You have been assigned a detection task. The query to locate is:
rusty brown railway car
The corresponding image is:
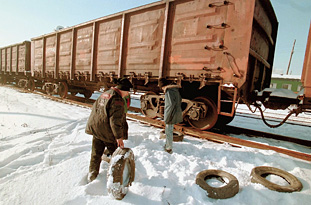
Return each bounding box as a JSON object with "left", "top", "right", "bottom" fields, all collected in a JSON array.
[
  {"left": 28, "top": 0, "right": 278, "bottom": 130},
  {"left": 1, "top": 0, "right": 310, "bottom": 130},
  {"left": 0, "top": 41, "right": 33, "bottom": 89},
  {"left": 301, "top": 22, "right": 311, "bottom": 111}
]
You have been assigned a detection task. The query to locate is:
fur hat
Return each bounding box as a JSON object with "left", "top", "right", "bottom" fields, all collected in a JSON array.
[
  {"left": 158, "top": 77, "right": 169, "bottom": 88},
  {"left": 115, "top": 77, "right": 133, "bottom": 91}
]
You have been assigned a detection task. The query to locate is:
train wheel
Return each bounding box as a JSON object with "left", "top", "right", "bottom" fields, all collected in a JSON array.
[
  {"left": 84, "top": 90, "right": 93, "bottom": 99},
  {"left": 140, "top": 91, "right": 159, "bottom": 119},
  {"left": 27, "top": 78, "right": 35, "bottom": 91},
  {"left": 58, "top": 82, "right": 68, "bottom": 98},
  {"left": 187, "top": 97, "right": 218, "bottom": 130}
]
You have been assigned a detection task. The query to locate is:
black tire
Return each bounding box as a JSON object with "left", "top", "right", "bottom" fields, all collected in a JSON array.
[
  {"left": 196, "top": 169, "right": 239, "bottom": 199},
  {"left": 250, "top": 166, "right": 303, "bottom": 192},
  {"left": 107, "top": 147, "right": 135, "bottom": 200}
]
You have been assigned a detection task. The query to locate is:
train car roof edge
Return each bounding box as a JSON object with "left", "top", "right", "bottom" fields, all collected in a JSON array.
[{"left": 30, "top": 0, "right": 166, "bottom": 40}]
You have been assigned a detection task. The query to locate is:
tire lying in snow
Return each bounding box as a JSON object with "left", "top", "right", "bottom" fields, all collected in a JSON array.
[
  {"left": 107, "top": 147, "right": 135, "bottom": 200},
  {"left": 250, "top": 166, "right": 303, "bottom": 192},
  {"left": 195, "top": 169, "right": 239, "bottom": 199}
]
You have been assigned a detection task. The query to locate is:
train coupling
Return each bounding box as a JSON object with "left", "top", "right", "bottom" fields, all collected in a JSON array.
[{"left": 256, "top": 88, "right": 299, "bottom": 110}]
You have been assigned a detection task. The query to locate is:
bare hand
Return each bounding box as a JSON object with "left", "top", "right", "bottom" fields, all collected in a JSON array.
[{"left": 117, "top": 138, "right": 124, "bottom": 148}]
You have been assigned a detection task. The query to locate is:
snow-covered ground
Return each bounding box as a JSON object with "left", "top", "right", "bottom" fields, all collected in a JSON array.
[{"left": 0, "top": 86, "right": 310, "bottom": 205}]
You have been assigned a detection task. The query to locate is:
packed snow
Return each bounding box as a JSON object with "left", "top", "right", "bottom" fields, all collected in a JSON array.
[{"left": 0, "top": 86, "right": 310, "bottom": 205}]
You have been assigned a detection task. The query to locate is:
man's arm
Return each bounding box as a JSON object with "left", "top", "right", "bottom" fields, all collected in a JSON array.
[{"left": 109, "top": 97, "right": 125, "bottom": 147}]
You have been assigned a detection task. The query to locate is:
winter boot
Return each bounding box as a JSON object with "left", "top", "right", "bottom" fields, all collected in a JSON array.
[{"left": 87, "top": 171, "right": 98, "bottom": 183}]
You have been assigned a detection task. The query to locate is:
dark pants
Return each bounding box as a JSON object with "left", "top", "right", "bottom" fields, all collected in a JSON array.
[{"left": 89, "top": 136, "right": 117, "bottom": 174}]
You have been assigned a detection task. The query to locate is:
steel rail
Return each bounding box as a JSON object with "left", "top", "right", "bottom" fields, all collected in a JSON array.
[
  {"left": 126, "top": 113, "right": 311, "bottom": 162},
  {"left": 217, "top": 125, "right": 311, "bottom": 147}
]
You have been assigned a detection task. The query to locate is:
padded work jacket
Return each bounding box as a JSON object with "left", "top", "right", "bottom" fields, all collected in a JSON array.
[
  {"left": 163, "top": 85, "right": 183, "bottom": 125},
  {"left": 85, "top": 87, "right": 125, "bottom": 143}
]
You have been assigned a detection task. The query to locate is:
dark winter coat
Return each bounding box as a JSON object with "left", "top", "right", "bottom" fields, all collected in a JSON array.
[
  {"left": 163, "top": 85, "right": 183, "bottom": 124},
  {"left": 85, "top": 87, "right": 125, "bottom": 143}
]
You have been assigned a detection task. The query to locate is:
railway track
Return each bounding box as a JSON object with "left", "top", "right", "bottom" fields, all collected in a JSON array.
[
  {"left": 6, "top": 85, "right": 311, "bottom": 162},
  {"left": 236, "top": 108, "right": 311, "bottom": 127}
]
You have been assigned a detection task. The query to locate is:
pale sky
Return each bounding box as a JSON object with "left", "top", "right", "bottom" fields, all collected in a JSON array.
[{"left": 0, "top": 0, "right": 310, "bottom": 75}]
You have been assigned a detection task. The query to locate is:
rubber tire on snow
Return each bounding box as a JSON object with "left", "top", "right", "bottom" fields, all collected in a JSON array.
[
  {"left": 195, "top": 169, "right": 239, "bottom": 199},
  {"left": 107, "top": 147, "right": 135, "bottom": 200},
  {"left": 196, "top": 169, "right": 239, "bottom": 199},
  {"left": 250, "top": 166, "right": 303, "bottom": 192}
]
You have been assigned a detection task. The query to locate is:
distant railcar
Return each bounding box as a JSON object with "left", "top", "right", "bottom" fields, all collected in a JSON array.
[{"left": 0, "top": 41, "right": 33, "bottom": 89}]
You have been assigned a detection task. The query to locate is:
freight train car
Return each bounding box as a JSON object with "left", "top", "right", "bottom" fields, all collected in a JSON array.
[
  {"left": 28, "top": 0, "right": 278, "bottom": 130},
  {"left": 300, "top": 22, "right": 311, "bottom": 112},
  {"left": 2, "top": 0, "right": 308, "bottom": 130},
  {"left": 0, "top": 41, "right": 34, "bottom": 90}
]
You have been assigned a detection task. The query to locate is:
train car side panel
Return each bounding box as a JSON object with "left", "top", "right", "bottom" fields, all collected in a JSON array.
[
  {"left": 245, "top": 0, "right": 278, "bottom": 96},
  {"left": 11, "top": 46, "right": 18, "bottom": 73},
  {"left": 96, "top": 17, "right": 123, "bottom": 77},
  {"left": 59, "top": 31, "right": 73, "bottom": 80},
  {"left": 74, "top": 25, "right": 94, "bottom": 81},
  {"left": 33, "top": 39, "right": 45, "bottom": 78},
  {"left": 124, "top": 4, "right": 166, "bottom": 77},
  {"left": 220, "top": 0, "right": 255, "bottom": 87},
  {"left": 18, "top": 42, "right": 31, "bottom": 73},
  {"left": 6, "top": 47, "right": 11, "bottom": 73},
  {"left": 167, "top": 0, "right": 228, "bottom": 79},
  {"left": 45, "top": 35, "right": 57, "bottom": 78},
  {"left": 302, "top": 22, "right": 311, "bottom": 99},
  {"left": 0, "top": 48, "right": 4, "bottom": 72}
]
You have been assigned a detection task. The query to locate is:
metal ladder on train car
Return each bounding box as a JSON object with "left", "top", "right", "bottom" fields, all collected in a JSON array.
[{"left": 217, "top": 85, "right": 238, "bottom": 117}]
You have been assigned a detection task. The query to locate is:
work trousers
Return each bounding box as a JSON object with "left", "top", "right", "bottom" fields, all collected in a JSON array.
[
  {"left": 89, "top": 136, "right": 117, "bottom": 174},
  {"left": 164, "top": 124, "right": 174, "bottom": 150}
]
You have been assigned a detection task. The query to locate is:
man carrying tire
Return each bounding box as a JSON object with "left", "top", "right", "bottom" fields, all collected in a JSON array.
[
  {"left": 85, "top": 78, "right": 133, "bottom": 183},
  {"left": 158, "top": 78, "right": 183, "bottom": 154}
]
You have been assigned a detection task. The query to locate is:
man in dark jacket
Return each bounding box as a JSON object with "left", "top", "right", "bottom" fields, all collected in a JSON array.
[
  {"left": 158, "top": 78, "right": 183, "bottom": 154},
  {"left": 85, "top": 78, "right": 133, "bottom": 182}
]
